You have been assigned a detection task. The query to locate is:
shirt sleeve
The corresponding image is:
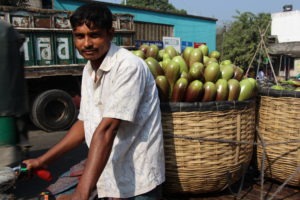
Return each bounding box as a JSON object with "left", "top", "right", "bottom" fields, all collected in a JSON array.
[
  {"left": 77, "top": 68, "right": 87, "bottom": 121},
  {"left": 102, "top": 61, "right": 146, "bottom": 122}
]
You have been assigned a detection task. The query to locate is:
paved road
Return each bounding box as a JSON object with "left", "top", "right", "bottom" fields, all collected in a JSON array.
[{"left": 12, "top": 130, "right": 88, "bottom": 199}]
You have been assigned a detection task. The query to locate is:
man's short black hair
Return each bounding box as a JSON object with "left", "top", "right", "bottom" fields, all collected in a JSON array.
[{"left": 70, "top": 2, "right": 113, "bottom": 30}]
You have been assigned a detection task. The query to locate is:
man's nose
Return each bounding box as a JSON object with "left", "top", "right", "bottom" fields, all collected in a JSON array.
[{"left": 83, "top": 37, "right": 92, "bottom": 47}]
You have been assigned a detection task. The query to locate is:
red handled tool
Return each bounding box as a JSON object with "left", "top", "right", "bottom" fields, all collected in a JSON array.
[{"left": 12, "top": 163, "right": 53, "bottom": 182}]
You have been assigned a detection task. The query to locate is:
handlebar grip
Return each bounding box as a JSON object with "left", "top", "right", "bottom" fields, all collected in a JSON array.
[{"left": 33, "top": 169, "right": 53, "bottom": 182}]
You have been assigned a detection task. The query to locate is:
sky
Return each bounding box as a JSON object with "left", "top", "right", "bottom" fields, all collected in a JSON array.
[{"left": 97, "top": 0, "right": 300, "bottom": 24}]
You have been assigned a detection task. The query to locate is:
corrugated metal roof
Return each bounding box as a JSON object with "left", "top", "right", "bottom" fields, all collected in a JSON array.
[{"left": 73, "top": 0, "right": 218, "bottom": 22}]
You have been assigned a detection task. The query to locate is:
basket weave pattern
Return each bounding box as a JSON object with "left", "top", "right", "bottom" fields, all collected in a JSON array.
[
  {"left": 162, "top": 103, "right": 255, "bottom": 193},
  {"left": 257, "top": 96, "right": 300, "bottom": 186}
]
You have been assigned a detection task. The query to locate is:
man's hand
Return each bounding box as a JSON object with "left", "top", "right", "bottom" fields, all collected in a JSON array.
[{"left": 23, "top": 158, "right": 47, "bottom": 170}]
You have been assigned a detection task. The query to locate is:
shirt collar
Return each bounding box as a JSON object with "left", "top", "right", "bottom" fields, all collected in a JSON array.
[{"left": 86, "top": 43, "right": 118, "bottom": 75}]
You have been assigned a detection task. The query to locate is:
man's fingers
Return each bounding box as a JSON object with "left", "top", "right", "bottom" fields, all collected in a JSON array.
[{"left": 22, "top": 160, "right": 32, "bottom": 169}]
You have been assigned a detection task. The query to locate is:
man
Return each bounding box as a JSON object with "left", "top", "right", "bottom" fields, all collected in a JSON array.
[{"left": 23, "top": 2, "right": 165, "bottom": 200}]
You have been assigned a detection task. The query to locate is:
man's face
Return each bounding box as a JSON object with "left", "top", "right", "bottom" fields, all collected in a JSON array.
[{"left": 73, "top": 23, "right": 113, "bottom": 62}]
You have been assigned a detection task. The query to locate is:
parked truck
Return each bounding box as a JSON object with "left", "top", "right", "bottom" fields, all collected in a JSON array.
[{"left": 0, "top": 6, "right": 135, "bottom": 132}]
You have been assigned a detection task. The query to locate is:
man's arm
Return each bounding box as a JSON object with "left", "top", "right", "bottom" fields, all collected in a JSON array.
[
  {"left": 72, "top": 117, "right": 121, "bottom": 199},
  {"left": 23, "top": 120, "right": 85, "bottom": 169}
]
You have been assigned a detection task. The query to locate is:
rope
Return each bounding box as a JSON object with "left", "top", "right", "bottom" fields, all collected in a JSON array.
[
  {"left": 226, "top": 163, "right": 247, "bottom": 199},
  {"left": 267, "top": 166, "right": 300, "bottom": 200},
  {"left": 163, "top": 134, "right": 300, "bottom": 146},
  {"left": 164, "top": 128, "right": 300, "bottom": 200}
]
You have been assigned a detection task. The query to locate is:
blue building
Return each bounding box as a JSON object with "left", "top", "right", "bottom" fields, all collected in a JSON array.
[{"left": 54, "top": 0, "right": 217, "bottom": 51}]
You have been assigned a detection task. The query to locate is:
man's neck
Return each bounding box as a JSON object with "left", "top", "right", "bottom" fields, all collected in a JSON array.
[{"left": 90, "top": 51, "right": 108, "bottom": 71}]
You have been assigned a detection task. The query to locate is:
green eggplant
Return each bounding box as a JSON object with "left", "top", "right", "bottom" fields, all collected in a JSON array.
[
  {"left": 189, "top": 48, "right": 203, "bottom": 69},
  {"left": 220, "top": 60, "right": 232, "bottom": 66},
  {"left": 188, "top": 62, "right": 204, "bottom": 81},
  {"left": 157, "top": 49, "right": 165, "bottom": 61},
  {"left": 247, "top": 78, "right": 258, "bottom": 98},
  {"left": 162, "top": 53, "right": 171, "bottom": 60},
  {"left": 183, "top": 47, "right": 194, "bottom": 64},
  {"left": 171, "top": 78, "right": 188, "bottom": 102},
  {"left": 155, "top": 75, "right": 170, "bottom": 102},
  {"left": 180, "top": 71, "right": 191, "bottom": 82},
  {"left": 185, "top": 80, "right": 203, "bottom": 102},
  {"left": 146, "top": 44, "right": 159, "bottom": 59},
  {"left": 247, "top": 78, "right": 256, "bottom": 88},
  {"left": 199, "top": 44, "right": 209, "bottom": 56},
  {"left": 165, "top": 46, "right": 178, "bottom": 58},
  {"left": 132, "top": 50, "right": 145, "bottom": 59},
  {"left": 220, "top": 63, "right": 235, "bottom": 71},
  {"left": 294, "top": 87, "right": 300, "bottom": 92},
  {"left": 206, "top": 57, "right": 218, "bottom": 66},
  {"left": 227, "top": 79, "right": 240, "bottom": 101},
  {"left": 271, "top": 85, "right": 285, "bottom": 90},
  {"left": 238, "top": 79, "right": 255, "bottom": 101},
  {"left": 145, "top": 57, "right": 164, "bottom": 78},
  {"left": 203, "top": 55, "right": 210, "bottom": 66},
  {"left": 204, "top": 62, "right": 220, "bottom": 83},
  {"left": 139, "top": 44, "right": 149, "bottom": 54},
  {"left": 291, "top": 80, "right": 300, "bottom": 87},
  {"left": 215, "top": 79, "right": 229, "bottom": 101},
  {"left": 209, "top": 50, "right": 221, "bottom": 60},
  {"left": 202, "top": 82, "right": 217, "bottom": 102},
  {"left": 233, "top": 67, "right": 244, "bottom": 81},
  {"left": 161, "top": 58, "right": 171, "bottom": 73},
  {"left": 159, "top": 61, "right": 163, "bottom": 68},
  {"left": 165, "top": 61, "right": 181, "bottom": 97},
  {"left": 221, "top": 65, "right": 234, "bottom": 80},
  {"left": 172, "top": 56, "right": 189, "bottom": 73}
]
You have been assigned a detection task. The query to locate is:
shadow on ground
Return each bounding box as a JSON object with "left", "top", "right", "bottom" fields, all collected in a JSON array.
[{"left": 12, "top": 143, "right": 88, "bottom": 199}]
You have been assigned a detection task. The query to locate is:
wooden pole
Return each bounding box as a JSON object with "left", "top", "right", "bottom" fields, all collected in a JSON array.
[
  {"left": 245, "top": 22, "right": 271, "bottom": 77},
  {"left": 261, "top": 38, "right": 279, "bottom": 85},
  {"left": 246, "top": 41, "right": 262, "bottom": 76}
]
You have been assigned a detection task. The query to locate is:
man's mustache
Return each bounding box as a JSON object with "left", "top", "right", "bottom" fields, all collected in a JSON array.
[{"left": 82, "top": 48, "right": 98, "bottom": 52}]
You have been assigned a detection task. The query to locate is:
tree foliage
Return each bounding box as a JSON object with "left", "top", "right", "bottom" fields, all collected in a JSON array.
[
  {"left": 121, "top": 0, "right": 187, "bottom": 14},
  {"left": 218, "top": 11, "right": 271, "bottom": 70},
  {"left": 0, "top": 0, "right": 29, "bottom": 7}
]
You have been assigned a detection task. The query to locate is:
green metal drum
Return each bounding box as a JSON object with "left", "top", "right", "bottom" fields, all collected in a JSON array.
[{"left": 0, "top": 117, "right": 16, "bottom": 145}]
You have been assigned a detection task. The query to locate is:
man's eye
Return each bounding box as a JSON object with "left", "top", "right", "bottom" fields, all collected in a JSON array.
[
  {"left": 74, "top": 34, "right": 84, "bottom": 39},
  {"left": 90, "top": 33, "right": 101, "bottom": 38}
]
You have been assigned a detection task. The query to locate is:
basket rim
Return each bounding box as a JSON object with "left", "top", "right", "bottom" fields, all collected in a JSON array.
[
  {"left": 259, "top": 87, "right": 300, "bottom": 98},
  {"left": 160, "top": 99, "right": 255, "bottom": 112}
]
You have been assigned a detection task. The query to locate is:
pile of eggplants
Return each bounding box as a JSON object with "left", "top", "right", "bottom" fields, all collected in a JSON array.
[{"left": 132, "top": 44, "right": 257, "bottom": 103}]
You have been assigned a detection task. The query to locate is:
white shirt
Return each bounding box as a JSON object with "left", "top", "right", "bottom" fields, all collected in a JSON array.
[{"left": 78, "top": 44, "right": 165, "bottom": 198}]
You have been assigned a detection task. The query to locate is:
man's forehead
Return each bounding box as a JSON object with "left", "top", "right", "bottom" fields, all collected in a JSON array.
[{"left": 73, "top": 24, "right": 105, "bottom": 32}]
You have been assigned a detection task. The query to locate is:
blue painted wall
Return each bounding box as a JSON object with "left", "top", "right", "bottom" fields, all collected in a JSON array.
[{"left": 54, "top": 0, "right": 217, "bottom": 51}]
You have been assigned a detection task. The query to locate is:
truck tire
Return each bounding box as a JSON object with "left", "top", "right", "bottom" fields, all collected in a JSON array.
[{"left": 31, "top": 89, "right": 77, "bottom": 132}]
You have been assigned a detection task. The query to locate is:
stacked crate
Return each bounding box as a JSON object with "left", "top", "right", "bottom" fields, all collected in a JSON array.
[{"left": 112, "top": 14, "right": 135, "bottom": 49}]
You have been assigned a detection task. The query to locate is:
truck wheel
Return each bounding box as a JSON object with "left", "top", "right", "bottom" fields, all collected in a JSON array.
[{"left": 31, "top": 89, "right": 77, "bottom": 132}]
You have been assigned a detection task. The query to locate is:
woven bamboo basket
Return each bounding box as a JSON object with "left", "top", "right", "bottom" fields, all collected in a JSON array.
[
  {"left": 161, "top": 100, "right": 256, "bottom": 194},
  {"left": 257, "top": 88, "right": 300, "bottom": 186}
]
